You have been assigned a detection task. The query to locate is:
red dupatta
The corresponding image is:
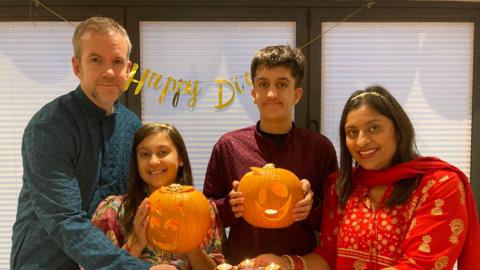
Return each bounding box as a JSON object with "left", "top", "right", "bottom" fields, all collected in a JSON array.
[{"left": 353, "top": 157, "right": 480, "bottom": 270}]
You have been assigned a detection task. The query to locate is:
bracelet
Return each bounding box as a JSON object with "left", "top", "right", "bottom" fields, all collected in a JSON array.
[
  {"left": 124, "top": 236, "right": 144, "bottom": 256},
  {"left": 123, "top": 238, "right": 132, "bottom": 252},
  {"left": 282, "top": 255, "right": 294, "bottom": 270},
  {"left": 291, "top": 255, "right": 305, "bottom": 270},
  {"left": 299, "top": 256, "right": 307, "bottom": 270}
]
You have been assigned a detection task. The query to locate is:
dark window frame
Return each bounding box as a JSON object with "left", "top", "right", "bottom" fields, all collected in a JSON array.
[
  {"left": 1, "top": 0, "right": 479, "bottom": 211},
  {"left": 309, "top": 6, "right": 480, "bottom": 210},
  {"left": 124, "top": 6, "right": 308, "bottom": 126}
]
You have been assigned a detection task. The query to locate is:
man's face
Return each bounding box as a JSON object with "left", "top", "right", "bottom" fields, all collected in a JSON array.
[
  {"left": 71, "top": 30, "right": 131, "bottom": 113},
  {"left": 251, "top": 65, "right": 302, "bottom": 124}
]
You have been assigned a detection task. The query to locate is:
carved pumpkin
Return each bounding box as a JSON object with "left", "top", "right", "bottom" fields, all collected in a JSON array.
[
  {"left": 237, "top": 163, "right": 303, "bottom": 228},
  {"left": 147, "top": 183, "right": 212, "bottom": 253}
]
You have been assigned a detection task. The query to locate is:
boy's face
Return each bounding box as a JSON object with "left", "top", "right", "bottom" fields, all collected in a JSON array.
[{"left": 251, "top": 65, "right": 303, "bottom": 124}]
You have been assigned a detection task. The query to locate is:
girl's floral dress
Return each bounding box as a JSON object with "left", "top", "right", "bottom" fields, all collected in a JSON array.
[{"left": 92, "top": 195, "right": 224, "bottom": 269}]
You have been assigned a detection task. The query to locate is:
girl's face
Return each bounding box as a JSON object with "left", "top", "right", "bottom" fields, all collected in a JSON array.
[
  {"left": 136, "top": 132, "right": 183, "bottom": 194},
  {"left": 345, "top": 104, "right": 397, "bottom": 170}
]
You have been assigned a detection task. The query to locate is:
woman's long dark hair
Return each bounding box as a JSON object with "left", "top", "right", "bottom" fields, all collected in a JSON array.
[
  {"left": 121, "top": 123, "right": 193, "bottom": 234},
  {"left": 337, "top": 85, "right": 420, "bottom": 208}
]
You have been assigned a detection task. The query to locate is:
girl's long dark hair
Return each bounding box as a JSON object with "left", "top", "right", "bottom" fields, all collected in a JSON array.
[
  {"left": 337, "top": 86, "right": 420, "bottom": 208},
  {"left": 121, "top": 123, "right": 193, "bottom": 234}
]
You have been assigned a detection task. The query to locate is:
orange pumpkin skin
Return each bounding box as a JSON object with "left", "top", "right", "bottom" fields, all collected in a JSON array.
[
  {"left": 237, "top": 164, "right": 303, "bottom": 229},
  {"left": 147, "top": 184, "right": 212, "bottom": 253}
]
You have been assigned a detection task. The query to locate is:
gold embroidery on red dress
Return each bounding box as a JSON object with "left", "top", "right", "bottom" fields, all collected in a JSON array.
[
  {"left": 449, "top": 219, "right": 464, "bottom": 244},
  {"left": 405, "top": 218, "right": 416, "bottom": 239},
  {"left": 422, "top": 180, "right": 435, "bottom": 193},
  {"left": 433, "top": 256, "right": 449, "bottom": 270},
  {"left": 418, "top": 235, "right": 431, "bottom": 253},
  {"left": 419, "top": 180, "right": 436, "bottom": 205},
  {"left": 431, "top": 199, "right": 444, "bottom": 216},
  {"left": 438, "top": 175, "right": 449, "bottom": 182},
  {"left": 338, "top": 248, "right": 395, "bottom": 267},
  {"left": 458, "top": 182, "right": 466, "bottom": 205},
  {"left": 353, "top": 259, "right": 367, "bottom": 270},
  {"left": 406, "top": 196, "right": 418, "bottom": 220}
]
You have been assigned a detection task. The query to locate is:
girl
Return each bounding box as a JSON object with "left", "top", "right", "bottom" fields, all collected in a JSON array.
[{"left": 92, "top": 123, "right": 223, "bottom": 270}]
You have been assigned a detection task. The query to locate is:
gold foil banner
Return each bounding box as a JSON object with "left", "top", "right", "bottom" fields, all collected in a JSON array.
[{"left": 124, "top": 63, "right": 253, "bottom": 109}]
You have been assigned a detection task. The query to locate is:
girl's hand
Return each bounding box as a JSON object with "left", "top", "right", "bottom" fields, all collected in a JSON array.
[
  {"left": 199, "top": 228, "right": 214, "bottom": 248},
  {"left": 127, "top": 197, "right": 150, "bottom": 256},
  {"left": 229, "top": 180, "right": 245, "bottom": 218}
]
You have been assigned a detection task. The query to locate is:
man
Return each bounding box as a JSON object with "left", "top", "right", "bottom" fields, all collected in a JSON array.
[
  {"left": 203, "top": 45, "right": 338, "bottom": 264},
  {"left": 10, "top": 17, "right": 169, "bottom": 270}
]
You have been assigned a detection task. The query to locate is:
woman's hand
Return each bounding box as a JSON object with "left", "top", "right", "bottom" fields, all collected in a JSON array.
[
  {"left": 255, "top": 253, "right": 290, "bottom": 270},
  {"left": 148, "top": 264, "right": 177, "bottom": 270},
  {"left": 126, "top": 197, "right": 150, "bottom": 256},
  {"left": 229, "top": 180, "right": 245, "bottom": 218},
  {"left": 292, "top": 179, "right": 314, "bottom": 221}
]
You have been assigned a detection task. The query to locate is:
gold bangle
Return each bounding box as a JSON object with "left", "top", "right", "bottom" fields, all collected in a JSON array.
[
  {"left": 297, "top": 255, "right": 307, "bottom": 270},
  {"left": 282, "top": 255, "right": 294, "bottom": 270}
]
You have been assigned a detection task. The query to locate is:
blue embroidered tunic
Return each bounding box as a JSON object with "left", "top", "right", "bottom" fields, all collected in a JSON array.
[{"left": 11, "top": 87, "right": 147, "bottom": 270}]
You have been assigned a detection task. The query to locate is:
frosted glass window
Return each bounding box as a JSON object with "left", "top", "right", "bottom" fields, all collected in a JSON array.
[
  {"left": 139, "top": 21, "right": 296, "bottom": 190},
  {"left": 321, "top": 22, "right": 473, "bottom": 176},
  {"left": 0, "top": 21, "right": 77, "bottom": 269}
]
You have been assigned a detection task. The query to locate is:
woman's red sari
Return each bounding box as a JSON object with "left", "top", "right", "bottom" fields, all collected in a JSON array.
[{"left": 315, "top": 157, "right": 480, "bottom": 270}]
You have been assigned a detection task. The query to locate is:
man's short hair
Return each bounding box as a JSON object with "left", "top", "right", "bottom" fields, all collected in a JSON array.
[
  {"left": 250, "top": 45, "right": 305, "bottom": 88},
  {"left": 72, "top": 16, "right": 132, "bottom": 60}
]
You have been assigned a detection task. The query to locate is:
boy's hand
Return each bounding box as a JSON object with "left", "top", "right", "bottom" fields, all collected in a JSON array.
[{"left": 229, "top": 180, "right": 245, "bottom": 218}]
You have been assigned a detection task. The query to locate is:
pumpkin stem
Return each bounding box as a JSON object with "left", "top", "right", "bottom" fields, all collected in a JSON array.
[
  {"left": 250, "top": 163, "right": 276, "bottom": 175},
  {"left": 166, "top": 183, "right": 183, "bottom": 192},
  {"left": 162, "top": 183, "right": 194, "bottom": 193}
]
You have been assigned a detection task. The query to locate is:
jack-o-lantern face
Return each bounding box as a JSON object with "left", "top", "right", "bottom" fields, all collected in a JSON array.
[
  {"left": 147, "top": 184, "right": 212, "bottom": 253},
  {"left": 148, "top": 201, "right": 185, "bottom": 250},
  {"left": 254, "top": 180, "right": 292, "bottom": 221},
  {"left": 238, "top": 164, "right": 303, "bottom": 228}
]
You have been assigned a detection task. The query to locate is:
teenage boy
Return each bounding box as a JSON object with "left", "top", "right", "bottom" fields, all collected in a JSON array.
[{"left": 203, "top": 45, "right": 338, "bottom": 264}]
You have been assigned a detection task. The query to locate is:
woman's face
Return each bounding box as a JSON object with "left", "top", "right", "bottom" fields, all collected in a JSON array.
[
  {"left": 345, "top": 104, "right": 397, "bottom": 170},
  {"left": 136, "top": 132, "right": 183, "bottom": 194}
]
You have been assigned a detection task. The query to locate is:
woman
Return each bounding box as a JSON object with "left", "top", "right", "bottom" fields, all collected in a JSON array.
[
  {"left": 92, "top": 123, "right": 223, "bottom": 270},
  {"left": 255, "top": 86, "right": 480, "bottom": 270}
]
